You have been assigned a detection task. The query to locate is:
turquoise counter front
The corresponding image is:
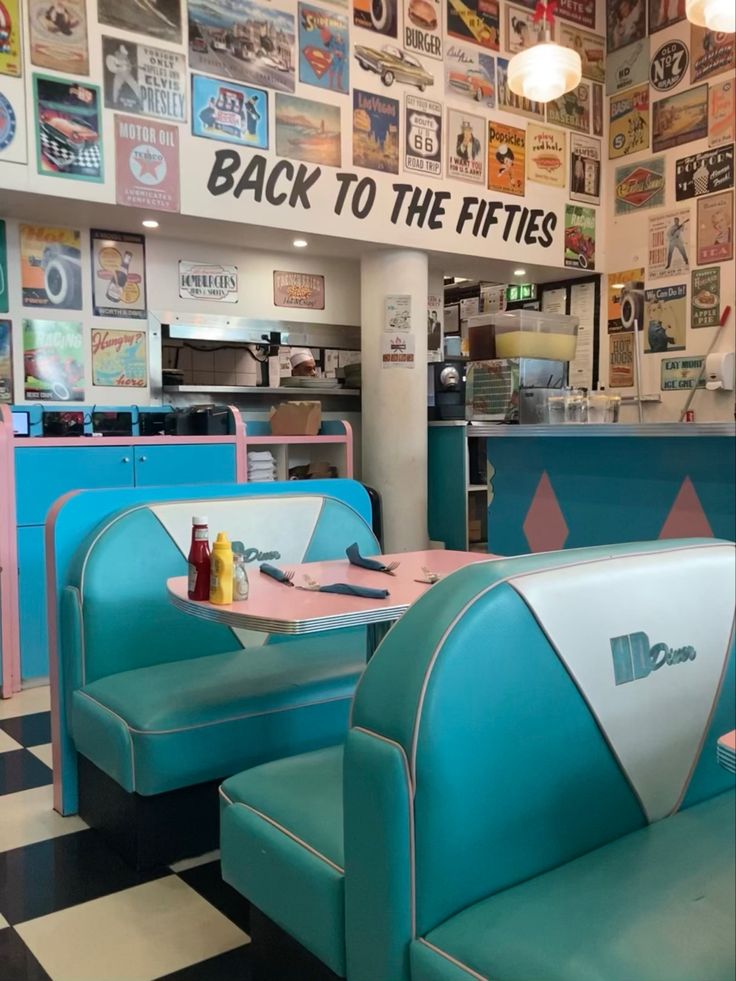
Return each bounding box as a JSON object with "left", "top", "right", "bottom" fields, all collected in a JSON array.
[{"left": 429, "top": 423, "right": 736, "bottom": 555}]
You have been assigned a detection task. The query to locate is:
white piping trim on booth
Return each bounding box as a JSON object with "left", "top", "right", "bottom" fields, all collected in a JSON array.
[{"left": 416, "top": 938, "right": 490, "bottom": 980}]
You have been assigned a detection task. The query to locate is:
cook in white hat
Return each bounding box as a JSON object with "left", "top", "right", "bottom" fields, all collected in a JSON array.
[{"left": 290, "top": 348, "right": 316, "bottom": 377}]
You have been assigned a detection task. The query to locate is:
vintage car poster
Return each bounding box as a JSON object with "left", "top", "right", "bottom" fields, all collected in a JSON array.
[
  {"left": 405, "top": 93, "right": 442, "bottom": 176},
  {"left": 644, "top": 285, "right": 686, "bottom": 354},
  {"left": 609, "top": 332, "right": 634, "bottom": 387},
  {"left": 496, "top": 57, "right": 543, "bottom": 118},
  {"left": 556, "top": 0, "right": 596, "bottom": 28},
  {"left": 444, "top": 44, "right": 495, "bottom": 107},
  {"left": 691, "top": 267, "right": 720, "bottom": 327},
  {"left": 675, "top": 145, "right": 733, "bottom": 201},
  {"left": 34, "top": 75, "right": 103, "bottom": 182},
  {"left": 354, "top": 0, "right": 398, "bottom": 36},
  {"left": 0, "top": 319, "right": 12, "bottom": 401},
  {"left": 504, "top": 4, "right": 545, "bottom": 55},
  {"left": 274, "top": 271, "right": 325, "bottom": 309},
  {"left": 404, "top": 0, "right": 443, "bottom": 60},
  {"left": 299, "top": 4, "right": 349, "bottom": 93},
  {"left": 20, "top": 224, "right": 82, "bottom": 309},
  {"left": 102, "top": 38, "right": 186, "bottom": 122},
  {"left": 0, "top": 0, "right": 22, "bottom": 75},
  {"left": 0, "top": 220, "right": 7, "bottom": 313},
  {"left": 353, "top": 42, "right": 436, "bottom": 90},
  {"left": 570, "top": 133, "right": 601, "bottom": 203},
  {"left": 447, "top": 106, "right": 485, "bottom": 183},
  {"left": 115, "top": 114, "right": 180, "bottom": 212},
  {"left": 609, "top": 83, "right": 649, "bottom": 158},
  {"left": 98, "top": 0, "right": 181, "bottom": 43},
  {"left": 0, "top": 84, "right": 26, "bottom": 163},
  {"left": 29, "top": 0, "right": 88, "bottom": 74},
  {"left": 91, "top": 329, "right": 147, "bottom": 388},
  {"left": 446, "top": 0, "right": 499, "bottom": 50},
  {"left": 558, "top": 25, "right": 605, "bottom": 83},
  {"left": 648, "top": 209, "right": 690, "bottom": 279},
  {"left": 277, "top": 93, "right": 340, "bottom": 166},
  {"left": 607, "top": 266, "right": 644, "bottom": 333},
  {"left": 614, "top": 157, "right": 665, "bottom": 214},
  {"left": 661, "top": 356, "right": 705, "bottom": 390},
  {"left": 564, "top": 204, "right": 596, "bottom": 269},
  {"left": 649, "top": 0, "right": 685, "bottom": 32},
  {"left": 487, "top": 119, "right": 524, "bottom": 195},
  {"left": 546, "top": 82, "right": 591, "bottom": 133},
  {"left": 91, "top": 230, "right": 147, "bottom": 319},
  {"left": 23, "top": 318, "right": 84, "bottom": 400},
  {"left": 696, "top": 190, "right": 734, "bottom": 264},
  {"left": 690, "top": 26, "right": 735, "bottom": 83},
  {"left": 189, "top": 0, "right": 295, "bottom": 93},
  {"left": 652, "top": 84, "right": 708, "bottom": 152},
  {"left": 709, "top": 80, "right": 734, "bottom": 148},
  {"left": 606, "top": 0, "right": 646, "bottom": 53},
  {"left": 527, "top": 123, "right": 565, "bottom": 188},
  {"left": 650, "top": 39, "right": 689, "bottom": 92},
  {"left": 606, "top": 38, "right": 649, "bottom": 93},
  {"left": 180, "top": 262, "right": 238, "bottom": 302},
  {"left": 192, "top": 75, "right": 268, "bottom": 149},
  {"left": 353, "top": 89, "right": 399, "bottom": 173}
]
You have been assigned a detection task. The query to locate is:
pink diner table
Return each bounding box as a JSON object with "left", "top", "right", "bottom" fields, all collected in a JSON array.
[{"left": 167, "top": 549, "right": 492, "bottom": 658}]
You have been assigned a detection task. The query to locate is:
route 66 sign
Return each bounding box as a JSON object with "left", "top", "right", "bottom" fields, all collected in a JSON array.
[
  {"left": 650, "top": 40, "right": 689, "bottom": 92},
  {"left": 405, "top": 93, "right": 442, "bottom": 176}
]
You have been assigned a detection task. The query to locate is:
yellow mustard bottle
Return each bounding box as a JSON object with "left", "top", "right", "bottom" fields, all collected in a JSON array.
[{"left": 209, "top": 532, "right": 234, "bottom": 605}]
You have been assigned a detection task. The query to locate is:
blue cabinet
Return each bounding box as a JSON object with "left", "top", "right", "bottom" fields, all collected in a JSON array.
[
  {"left": 17, "top": 526, "right": 49, "bottom": 682},
  {"left": 133, "top": 444, "right": 236, "bottom": 487}
]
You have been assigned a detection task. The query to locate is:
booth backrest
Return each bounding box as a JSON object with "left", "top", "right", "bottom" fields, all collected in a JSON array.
[
  {"left": 346, "top": 540, "right": 735, "bottom": 965},
  {"left": 67, "top": 491, "right": 379, "bottom": 686}
]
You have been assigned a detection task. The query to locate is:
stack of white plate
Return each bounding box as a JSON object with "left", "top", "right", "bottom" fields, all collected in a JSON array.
[{"left": 287, "top": 377, "right": 340, "bottom": 389}]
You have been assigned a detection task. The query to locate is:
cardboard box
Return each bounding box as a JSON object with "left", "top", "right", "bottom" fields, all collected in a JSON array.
[{"left": 269, "top": 401, "right": 321, "bottom": 436}]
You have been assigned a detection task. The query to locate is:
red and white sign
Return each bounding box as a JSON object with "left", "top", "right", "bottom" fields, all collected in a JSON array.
[{"left": 115, "top": 114, "right": 180, "bottom": 213}]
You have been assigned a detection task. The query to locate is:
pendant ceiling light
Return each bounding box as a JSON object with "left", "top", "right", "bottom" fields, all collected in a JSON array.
[
  {"left": 685, "top": 0, "right": 735, "bottom": 33},
  {"left": 507, "top": 0, "right": 582, "bottom": 104}
]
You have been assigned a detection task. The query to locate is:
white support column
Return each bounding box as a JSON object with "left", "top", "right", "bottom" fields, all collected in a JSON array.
[{"left": 361, "top": 249, "right": 429, "bottom": 553}]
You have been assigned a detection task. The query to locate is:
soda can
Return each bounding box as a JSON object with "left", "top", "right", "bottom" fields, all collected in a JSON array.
[{"left": 684, "top": 410, "right": 695, "bottom": 422}]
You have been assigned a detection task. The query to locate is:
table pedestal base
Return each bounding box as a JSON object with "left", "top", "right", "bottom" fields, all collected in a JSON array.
[{"left": 367, "top": 621, "right": 394, "bottom": 659}]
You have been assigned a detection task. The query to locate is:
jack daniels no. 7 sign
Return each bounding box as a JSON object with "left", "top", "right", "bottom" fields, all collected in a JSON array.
[{"left": 675, "top": 144, "right": 734, "bottom": 201}]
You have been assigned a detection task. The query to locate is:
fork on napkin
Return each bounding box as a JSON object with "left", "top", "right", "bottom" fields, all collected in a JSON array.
[
  {"left": 297, "top": 580, "right": 389, "bottom": 599},
  {"left": 259, "top": 563, "right": 295, "bottom": 586},
  {"left": 346, "top": 543, "right": 400, "bottom": 576}
]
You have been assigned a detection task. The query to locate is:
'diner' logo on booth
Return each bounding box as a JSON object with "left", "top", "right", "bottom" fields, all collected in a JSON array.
[{"left": 610, "top": 631, "right": 696, "bottom": 686}]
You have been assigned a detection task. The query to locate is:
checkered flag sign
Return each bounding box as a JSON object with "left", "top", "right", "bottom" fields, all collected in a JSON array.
[{"left": 40, "top": 129, "right": 102, "bottom": 177}]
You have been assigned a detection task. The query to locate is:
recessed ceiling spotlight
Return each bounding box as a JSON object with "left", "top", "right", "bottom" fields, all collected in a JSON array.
[
  {"left": 142, "top": 219, "right": 159, "bottom": 228},
  {"left": 513, "top": 268, "right": 526, "bottom": 276},
  {"left": 293, "top": 238, "right": 308, "bottom": 248},
  {"left": 611, "top": 282, "right": 626, "bottom": 289}
]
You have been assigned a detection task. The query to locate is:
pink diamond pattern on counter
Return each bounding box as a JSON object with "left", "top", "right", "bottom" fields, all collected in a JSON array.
[
  {"left": 523, "top": 472, "right": 569, "bottom": 552},
  {"left": 658, "top": 477, "right": 713, "bottom": 540}
]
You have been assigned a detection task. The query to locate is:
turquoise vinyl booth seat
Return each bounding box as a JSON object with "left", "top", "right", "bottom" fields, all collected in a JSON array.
[
  {"left": 220, "top": 539, "right": 736, "bottom": 981},
  {"left": 57, "top": 483, "right": 379, "bottom": 804}
]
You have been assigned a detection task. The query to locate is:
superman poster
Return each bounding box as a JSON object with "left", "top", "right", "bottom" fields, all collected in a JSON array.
[{"left": 299, "top": 3, "right": 349, "bottom": 93}]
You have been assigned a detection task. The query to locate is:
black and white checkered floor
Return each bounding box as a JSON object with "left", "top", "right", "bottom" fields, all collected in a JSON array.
[{"left": 0, "top": 687, "right": 254, "bottom": 981}]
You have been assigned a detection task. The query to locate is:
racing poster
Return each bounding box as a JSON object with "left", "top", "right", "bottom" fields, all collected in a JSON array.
[
  {"left": 115, "top": 114, "right": 180, "bottom": 212},
  {"left": 34, "top": 75, "right": 103, "bottom": 181},
  {"left": 20, "top": 224, "right": 82, "bottom": 309},
  {"left": 299, "top": 3, "right": 349, "bottom": 93},
  {"left": 102, "top": 38, "right": 186, "bottom": 122},
  {"left": 564, "top": 204, "right": 596, "bottom": 269},
  {"left": 192, "top": 75, "right": 268, "bottom": 149},
  {"left": 404, "top": 93, "right": 442, "bottom": 176},
  {"left": 91, "top": 230, "right": 147, "bottom": 319},
  {"left": 29, "top": 0, "right": 88, "bottom": 75},
  {"left": 23, "top": 318, "right": 84, "bottom": 400}
]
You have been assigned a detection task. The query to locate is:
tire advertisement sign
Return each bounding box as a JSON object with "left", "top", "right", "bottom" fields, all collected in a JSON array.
[
  {"left": 20, "top": 224, "right": 82, "bottom": 309},
  {"left": 91, "top": 328, "right": 148, "bottom": 388},
  {"left": 23, "top": 318, "right": 84, "bottom": 400},
  {"left": 404, "top": 0, "right": 442, "bottom": 60},
  {"left": 91, "top": 230, "right": 147, "bottom": 319},
  {"left": 115, "top": 114, "right": 180, "bottom": 212},
  {"left": 607, "top": 267, "right": 645, "bottom": 334},
  {"left": 179, "top": 261, "right": 239, "bottom": 302},
  {"left": 675, "top": 145, "right": 734, "bottom": 201},
  {"left": 405, "top": 94, "right": 442, "bottom": 176}
]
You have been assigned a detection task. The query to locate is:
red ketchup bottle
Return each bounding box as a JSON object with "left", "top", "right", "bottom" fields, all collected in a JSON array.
[{"left": 188, "top": 516, "right": 211, "bottom": 600}]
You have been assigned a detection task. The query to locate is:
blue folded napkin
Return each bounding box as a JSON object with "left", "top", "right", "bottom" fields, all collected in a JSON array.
[
  {"left": 318, "top": 583, "right": 389, "bottom": 599},
  {"left": 346, "top": 543, "right": 389, "bottom": 572},
  {"left": 259, "top": 563, "right": 293, "bottom": 585}
]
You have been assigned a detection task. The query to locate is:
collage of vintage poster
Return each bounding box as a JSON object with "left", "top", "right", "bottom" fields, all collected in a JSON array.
[
  {"left": 35, "top": 75, "right": 103, "bottom": 181},
  {"left": 504, "top": 4, "right": 545, "bottom": 55},
  {"left": 696, "top": 190, "right": 734, "bottom": 264},
  {"left": 527, "top": 123, "right": 566, "bottom": 188},
  {"left": 405, "top": 93, "right": 443, "bottom": 176},
  {"left": 487, "top": 119, "right": 524, "bottom": 194},
  {"left": 547, "top": 82, "right": 591, "bottom": 133},
  {"left": 614, "top": 157, "right": 666, "bottom": 214},
  {"left": 606, "top": 0, "right": 646, "bottom": 52},
  {"left": 91, "top": 230, "right": 147, "bottom": 319},
  {"left": 558, "top": 25, "right": 605, "bottom": 83},
  {"left": 446, "top": 0, "right": 499, "bottom": 49},
  {"left": 607, "top": 266, "right": 644, "bottom": 333},
  {"left": 192, "top": 75, "right": 269, "bottom": 149},
  {"left": 188, "top": 0, "right": 295, "bottom": 93},
  {"left": 496, "top": 57, "right": 543, "bottom": 118},
  {"left": 649, "top": 39, "right": 689, "bottom": 92},
  {"left": 652, "top": 84, "right": 709, "bottom": 152},
  {"left": 354, "top": 0, "right": 397, "bottom": 35},
  {"left": 609, "top": 83, "right": 649, "bottom": 158},
  {"left": 675, "top": 145, "right": 734, "bottom": 201},
  {"left": 115, "top": 114, "right": 180, "bottom": 212},
  {"left": 447, "top": 107, "right": 485, "bottom": 182},
  {"left": 648, "top": 209, "right": 691, "bottom": 279},
  {"left": 605, "top": 37, "right": 649, "bottom": 94},
  {"left": 609, "top": 333, "right": 634, "bottom": 387},
  {"left": 661, "top": 356, "right": 705, "bottom": 390},
  {"left": 570, "top": 133, "right": 601, "bottom": 204},
  {"left": 444, "top": 44, "right": 495, "bottom": 107},
  {"left": 29, "top": 0, "right": 88, "bottom": 74},
  {"left": 0, "top": 0, "right": 22, "bottom": 75},
  {"left": 648, "top": 0, "right": 685, "bottom": 33},
  {"left": 353, "top": 89, "right": 399, "bottom": 173},
  {"left": 690, "top": 25, "right": 735, "bottom": 83},
  {"left": 20, "top": 224, "right": 82, "bottom": 309},
  {"left": 91, "top": 329, "right": 148, "bottom": 388},
  {"left": 98, "top": 0, "right": 181, "bottom": 43},
  {"left": 0, "top": 219, "right": 7, "bottom": 313},
  {"left": 298, "top": 3, "right": 349, "bottom": 94},
  {"left": 276, "top": 94, "right": 340, "bottom": 165},
  {"left": 709, "top": 81, "right": 734, "bottom": 148},
  {"left": 691, "top": 267, "right": 720, "bottom": 328},
  {"left": 0, "top": 319, "right": 12, "bottom": 402},
  {"left": 644, "top": 284, "right": 687, "bottom": 353},
  {"left": 102, "top": 38, "right": 186, "bottom": 122},
  {"left": 404, "top": 0, "right": 443, "bottom": 60},
  {"left": 23, "top": 318, "right": 84, "bottom": 400},
  {"left": 564, "top": 204, "right": 596, "bottom": 269}
]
